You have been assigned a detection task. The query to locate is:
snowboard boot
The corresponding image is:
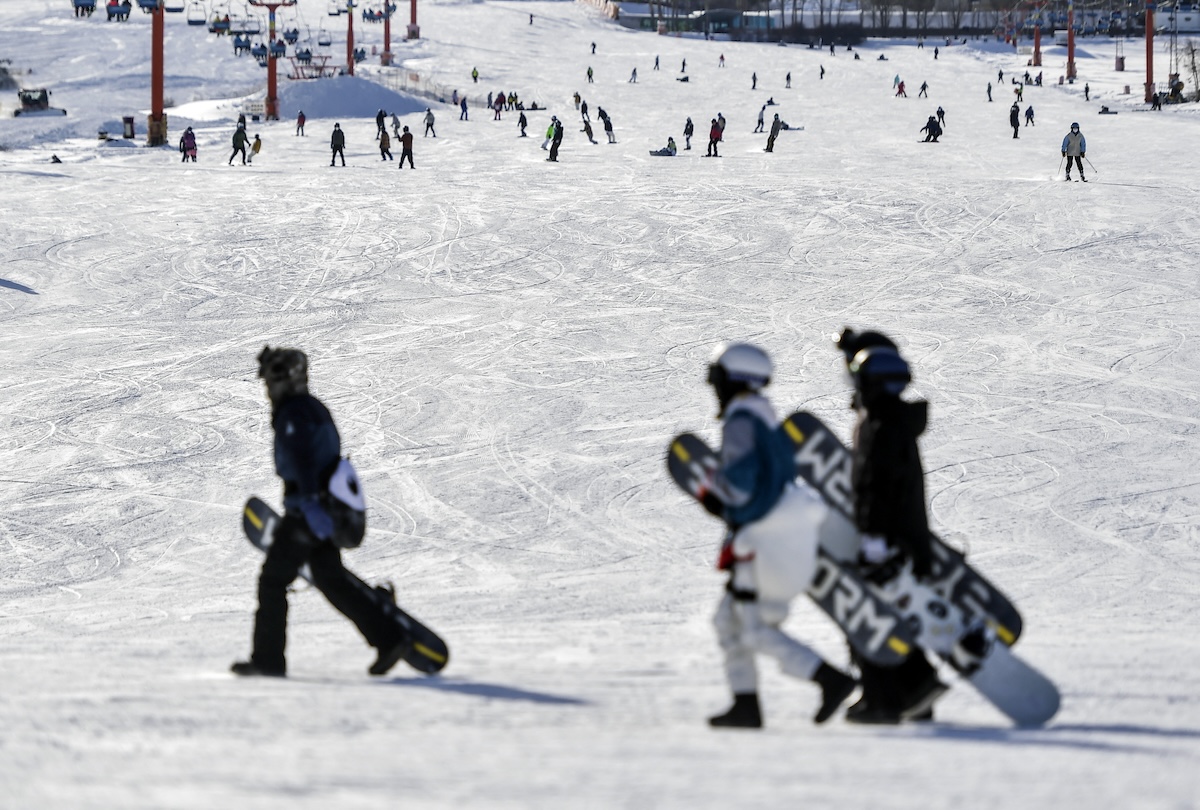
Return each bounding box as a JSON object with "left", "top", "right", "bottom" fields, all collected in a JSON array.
[
  {"left": 708, "top": 693, "right": 763, "bottom": 729},
  {"left": 231, "top": 660, "right": 285, "bottom": 678},
  {"left": 898, "top": 673, "right": 949, "bottom": 721},
  {"left": 844, "top": 698, "right": 901, "bottom": 725},
  {"left": 811, "top": 663, "right": 858, "bottom": 724},
  {"left": 369, "top": 638, "right": 412, "bottom": 677}
]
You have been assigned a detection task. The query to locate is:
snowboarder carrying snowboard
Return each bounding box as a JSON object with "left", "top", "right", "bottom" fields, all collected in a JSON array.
[
  {"left": 833, "top": 329, "right": 948, "bottom": 723},
  {"left": 231, "top": 347, "right": 410, "bottom": 678},
  {"left": 698, "top": 344, "right": 858, "bottom": 729}
]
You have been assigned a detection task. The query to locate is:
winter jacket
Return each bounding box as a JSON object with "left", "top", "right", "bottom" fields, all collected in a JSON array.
[
  {"left": 851, "top": 395, "right": 933, "bottom": 577},
  {"left": 710, "top": 394, "right": 795, "bottom": 528},
  {"left": 273, "top": 394, "right": 340, "bottom": 513},
  {"left": 379, "top": 131, "right": 390, "bottom": 151},
  {"left": 1061, "top": 131, "right": 1086, "bottom": 156},
  {"left": 232, "top": 128, "right": 249, "bottom": 149},
  {"left": 331, "top": 128, "right": 345, "bottom": 149}
]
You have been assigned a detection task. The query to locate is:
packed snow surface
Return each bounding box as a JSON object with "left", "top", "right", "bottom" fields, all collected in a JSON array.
[{"left": 2, "top": 1, "right": 1200, "bottom": 808}]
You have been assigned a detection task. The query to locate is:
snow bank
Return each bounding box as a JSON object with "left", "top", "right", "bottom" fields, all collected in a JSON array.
[{"left": 277, "top": 74, "right": 429, "bottom": 121}]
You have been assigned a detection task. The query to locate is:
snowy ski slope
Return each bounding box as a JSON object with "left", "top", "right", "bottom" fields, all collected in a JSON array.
[{"left": 1, "top": 1, "right": 1199, "bottom": 807}]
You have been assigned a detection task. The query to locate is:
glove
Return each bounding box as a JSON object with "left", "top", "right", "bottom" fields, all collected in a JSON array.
[
  {"left": 1081, "top": 153, "right": 1085, "bottom": 158},
  {"left": 859, "top": 535, "right": 891, "bottom": 565},
  {"left": 1061, "top": 151, "right": 1066, "bottom": 157},
  {"left": 298, "top": 495, "right": 334, "bottom": 542},
  {"left": 700, "top": 490, "right": 724, "bottom": 518}
]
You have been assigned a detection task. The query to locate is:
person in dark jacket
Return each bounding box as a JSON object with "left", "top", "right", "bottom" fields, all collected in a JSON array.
[
  {"left": 375, "top": 108, "right": 386, "bottom": 140},
  {"left": 330, "top": 123, "right": 345, "bottom": 166},
  {"left": 179, "top": 127, "right": 197, "bottom": 162},
  {"left": 518, "top": 110, "right": 528, "bottom": 136},
  {"left": 834, "top": 329, "right": 945, "bottom": 725},
  {"left": 231, "top": 347, "right": 408, "bottom": 678},
  {"left": 764, "top": 113, "right": 783, "bottom": 151},
  {"left": 548, "top": 117, "right": 564, "bottom": 161},
  {"left": 1009, "top": 102, "right": 1020, "bottom": 139},
  {"left": 398, "top": 126, "right": 414, "bottom": 169},
  {"left": 229, "top": 123, "right": 249, "bottom": 165},
  {"left": 683, "top": 116, "right": 694, "bottom": 150},
  {"left": 920, "top": 115, "right": 942, "bottom": 142},
  {"left": 379, "top": 128, "right": 393, "bottom": 160}
]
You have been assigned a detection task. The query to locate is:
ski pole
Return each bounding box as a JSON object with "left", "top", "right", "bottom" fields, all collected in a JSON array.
[
  {"left": 1057, "top": 155, "right": 1065, "bottom": 175},
  {"left": 1085, "top": 156, "right": 1098, "bottom": 175}
]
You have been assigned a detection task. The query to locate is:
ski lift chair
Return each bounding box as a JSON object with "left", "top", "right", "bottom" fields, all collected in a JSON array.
[
  {"left": 186, "top": 1, "right": 205, "bottom": 24},
  {"left": 317, "top": 29, "right": 332, "bottom": 46},
  {"left": 283, "top": 27, "right": 300, "bottom": 43},
  {"left": 164, "top": 0, "right": 185, "bottom": 11},
  {"left": 137, "top": 0, "right": 158, "bottom": 13}
]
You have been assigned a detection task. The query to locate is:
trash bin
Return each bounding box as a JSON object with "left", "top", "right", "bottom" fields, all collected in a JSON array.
[
  {"left": 122, "top": 116, "right": 135, "bottom": 139},
  {"left": 1115, "top": 55, "right": 1126, "bottom": 71}
]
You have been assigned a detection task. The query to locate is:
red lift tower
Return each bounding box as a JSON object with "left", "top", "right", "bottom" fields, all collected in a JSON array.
[
  {"left": 149, "top": 0, "right": 166, "bottom": 144},
  {"left": 249, "top": 0, "right": 296, "bottom": 120},
  {"left": 346, "top": 0, "right": 356, "bottom": 76},
  {"left": 1031, "top": 3, "right": 1043, "bottom": 67},
  {"left": 408, "top": 0, "right": 419, "bottom": 39},
  {"left": 1146, "top": 1, "right": 1156, "bottom": 102}
]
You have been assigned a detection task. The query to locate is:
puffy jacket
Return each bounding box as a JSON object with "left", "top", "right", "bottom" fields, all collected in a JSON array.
[
  {"left": 711, "top": 395, "right": 795, "bottom": 528},
  {"left": 1061, "top": 131, "right": 1086, "bottom": 156}
]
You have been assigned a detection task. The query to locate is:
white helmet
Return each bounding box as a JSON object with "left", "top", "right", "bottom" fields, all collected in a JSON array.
[{"left": 708, "top": 342, "right": 772, "bottom": 389}]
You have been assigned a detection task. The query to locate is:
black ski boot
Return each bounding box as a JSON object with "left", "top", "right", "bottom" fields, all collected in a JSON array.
[
  {"left": 709, "top": 693, "right": 763, "bottom": 729},
  {"left": 811, "top": 663, "right": 857, "bottom": 724},
  {"left": 231, "top": 660, "right": 285, "bottom": 678}
]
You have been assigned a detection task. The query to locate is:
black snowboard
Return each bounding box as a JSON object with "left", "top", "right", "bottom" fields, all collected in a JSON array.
[
  {"left": 242, "top": 497, "right": 450, "bottom": 674},
  {"left": 667, "top": 434, "right": 919, "bottom": 668},
  {"left": 778, "top": 412, "right": 1024, "bottom": 646}
]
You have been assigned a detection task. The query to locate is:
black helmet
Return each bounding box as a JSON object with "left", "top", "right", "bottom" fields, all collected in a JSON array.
[
  {"left": 257, "top": 346, "right": 308, "bottom": 403},
  {"left": 849, "top": 345, "right": 911, "bottom": 401},
  {"left": 833, "top": 327, "right": 897, "bottom": 365}
]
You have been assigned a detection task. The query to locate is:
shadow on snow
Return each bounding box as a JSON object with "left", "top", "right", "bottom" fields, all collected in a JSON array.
[
  {"left": 1, "top": 279, "right": 37, "bottom": 294},
  {"left": 379, "top": 676, "right": 589, "bottom": 706}
]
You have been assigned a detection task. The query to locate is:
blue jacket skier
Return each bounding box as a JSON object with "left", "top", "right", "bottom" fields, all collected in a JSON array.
[
  {"left": 1062, "top": 123, "right": 1086, "bottom": 181},
  {"left": 232, "top": 347, "right": 408, "bottom": 678},
  {"left": 699, "top": 344, "right": 857, "bottom": 729}
]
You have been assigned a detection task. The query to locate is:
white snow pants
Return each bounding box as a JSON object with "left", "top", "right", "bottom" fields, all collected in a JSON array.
[{"left": 714, "top": 484, "right": 830, "bottom": 694}]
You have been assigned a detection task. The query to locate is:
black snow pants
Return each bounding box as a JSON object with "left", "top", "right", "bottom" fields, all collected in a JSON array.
[{"left": 250, "top": 513, "right": 398, "bottom": 673}]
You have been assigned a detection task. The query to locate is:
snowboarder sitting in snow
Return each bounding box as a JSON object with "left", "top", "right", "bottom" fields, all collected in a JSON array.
[
  {"left": 920, "top": 115, "right": 942, "bottom": 142},
  {"left": 650, "top": 136, "right": 677, "bottom": 156},
  {"left": 232, "top": 347, "right": 409, "bottom": 679},
  {"left": 699, "top": 344, "right": 858, "bottom": 729}
]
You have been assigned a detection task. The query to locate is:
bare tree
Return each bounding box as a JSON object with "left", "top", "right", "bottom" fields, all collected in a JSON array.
[
  {"left": 947, "top": 0, "right": 968, "bottom": 31},
  {"left": 1188, "top": 40, "right": 1200, "bottom": 101}
]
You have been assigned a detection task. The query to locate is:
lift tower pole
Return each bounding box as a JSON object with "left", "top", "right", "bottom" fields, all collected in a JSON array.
[
  {"left": 150, "top": 0, "right": 166, "bottom": 144},
  {"left": 1146, "top": 1, "right": 1156, "bottom": 102},
  {"left": 249, "top": 0, "right": 296, "bottom": 121}
]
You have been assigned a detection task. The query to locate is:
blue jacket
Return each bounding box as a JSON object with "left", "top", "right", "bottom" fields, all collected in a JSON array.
[
  {"left": 712, "top": 395, "right": 795, "bottom": 527},
  {"left": 1061, "top": 131, "right": 1086, "bottom": 156},
  {"left": 273, "top": 394, "right": 341, "bottom": 512}
]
